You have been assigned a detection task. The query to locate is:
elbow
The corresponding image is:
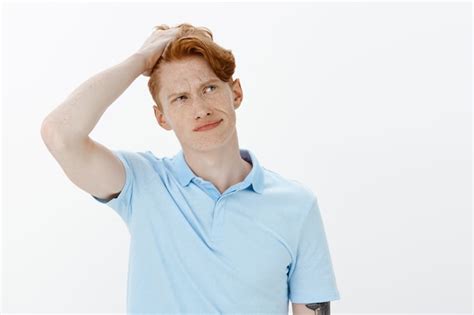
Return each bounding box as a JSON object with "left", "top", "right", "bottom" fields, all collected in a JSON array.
[
  {"left": 40, "top": 118, "right": 53, "bottom": 143},
  {"left": 40, "top": 118, "right": 59, "bottom": 145},
  {"left": 40, "top": 119, "right": 62, "bottom": 155},
  {"left": 40, "top": 118, "right": 71, "bottom": 152},
  {"left": 40, "top": 118, "right": 89, "bottom": 154}
]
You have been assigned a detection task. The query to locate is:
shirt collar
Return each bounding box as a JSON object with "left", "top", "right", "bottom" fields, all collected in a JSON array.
[{"left": 171, "top": 148, "right": 264, "bottom": 194}]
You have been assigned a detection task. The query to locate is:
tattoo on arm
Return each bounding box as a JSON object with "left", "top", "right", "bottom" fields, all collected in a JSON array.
[{"left": 305, "top": 302, "right": 330, "bottom": 315}]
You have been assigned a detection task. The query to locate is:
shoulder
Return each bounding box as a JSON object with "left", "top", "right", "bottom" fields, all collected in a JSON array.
[
  {"left": 112, "top": 149, "right": 168, "bottom": 176},
  {"left": 261, "top": 166, "right": 316, "bottom": 209},
  {"left": 113, "top": 149, "right": 162, "bottom": 164}
]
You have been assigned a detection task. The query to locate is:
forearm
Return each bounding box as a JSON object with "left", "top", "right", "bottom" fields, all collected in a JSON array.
[
  {"left": 41, "top": 53, "right": 146, "bottom": 144},
  {"left": 292, "top": 302, "right": 330, "bottom": 315},
  {"left": 305, "top": 302, "right": 330, "bottom": 314}
]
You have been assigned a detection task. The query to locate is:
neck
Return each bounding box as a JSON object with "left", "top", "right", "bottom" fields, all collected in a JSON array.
[{"left": 181, "top": 131, "right": 252, "bottom": 194}]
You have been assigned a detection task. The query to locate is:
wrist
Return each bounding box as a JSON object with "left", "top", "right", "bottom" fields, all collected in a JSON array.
[{"left": 127, "top": 53, "right": 148, "bottom": 74}]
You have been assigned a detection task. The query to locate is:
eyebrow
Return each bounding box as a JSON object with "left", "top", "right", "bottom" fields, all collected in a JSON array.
[{"left": 167, "top": 79, "right": 221, "bottom": 100}]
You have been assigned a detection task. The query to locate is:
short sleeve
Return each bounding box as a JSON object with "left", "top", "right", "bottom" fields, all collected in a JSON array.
[
  {"left": 91, "top": 150, "right": 135, "bottom": 228},
  {"left": 288, "top": 196, "right": 341, "bottom": 303}
]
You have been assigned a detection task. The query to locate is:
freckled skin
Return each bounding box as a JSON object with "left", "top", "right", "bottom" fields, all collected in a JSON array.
[
  {"left": 153, "top": 55, "right": 242, "bottom": 154},
  {"left": 152, "top": 54, "right": 249, "bottom": 193}
]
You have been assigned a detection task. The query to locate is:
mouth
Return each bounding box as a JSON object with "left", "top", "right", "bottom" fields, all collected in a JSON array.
[{"left": 194, "top": 119, "right": 223, "bottom": 132}]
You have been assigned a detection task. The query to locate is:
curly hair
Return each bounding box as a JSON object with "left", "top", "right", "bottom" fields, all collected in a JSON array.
[{"left": 148, "top": 23, "right": 236, "bottom": 112}]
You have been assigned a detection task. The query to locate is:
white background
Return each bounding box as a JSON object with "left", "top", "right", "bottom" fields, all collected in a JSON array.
[{"left": 2, "top": 1, "right": 472, "bottom": 313}]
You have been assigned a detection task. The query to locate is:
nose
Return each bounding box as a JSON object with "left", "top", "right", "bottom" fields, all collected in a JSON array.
[{"left": 192, "top": 95, "right": 213, "bottom": 120}]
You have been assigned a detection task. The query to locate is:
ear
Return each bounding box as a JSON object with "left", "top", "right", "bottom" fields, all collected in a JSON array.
[
  {"left": 231, "top": 78, "right": 243, "bottom": 110},
  {"left": 153, "top": 105, "right": 173, "bottom": 131}
]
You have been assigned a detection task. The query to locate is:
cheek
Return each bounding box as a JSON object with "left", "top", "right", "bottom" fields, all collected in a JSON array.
[{"left": 214, "top": 94, "right": 233, "bottom": 110}]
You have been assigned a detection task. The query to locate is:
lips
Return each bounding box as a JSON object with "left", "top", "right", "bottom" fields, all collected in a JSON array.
[{"left": 194, "top": 119, "right": 223, "bottom": 132}]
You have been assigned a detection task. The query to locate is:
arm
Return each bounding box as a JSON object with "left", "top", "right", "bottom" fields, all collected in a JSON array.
[
  {"left": 41, "top": 53, "right": 146, "bottom": 143},
  {"left": 40, "top": 27, "right": 179, "bottom": 200},
  {"left": 41, "top": 25, "right": 179, "bottom": 141},
  {"left": 288, "top": 197, "right": 339, "bottom": 315},
  {"left": 40, "top": 54, "right": 146, "bottom": 200},
  {"left": 292, "top": 302, "right": 330, "bottom": 315}
]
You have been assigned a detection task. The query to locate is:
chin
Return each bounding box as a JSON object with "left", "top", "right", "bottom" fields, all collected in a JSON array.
[{"left": 180, "top": 123, "right": 236, "bottom": 152}]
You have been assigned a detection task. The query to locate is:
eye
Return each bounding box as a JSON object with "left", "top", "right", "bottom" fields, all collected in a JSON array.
[
  {"left": 205, "top": 85, "right": 217, "bottom": 93},
  {"left": 173, "top": 85, "right": 216, "bottom": 103},
  {"left": 175, "top": 95, "right": 187, "bottom": 102}
]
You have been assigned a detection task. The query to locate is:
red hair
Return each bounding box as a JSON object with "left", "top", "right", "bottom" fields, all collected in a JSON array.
[{"left": 148, "top": 23, "right": 236, "bottom": 112}]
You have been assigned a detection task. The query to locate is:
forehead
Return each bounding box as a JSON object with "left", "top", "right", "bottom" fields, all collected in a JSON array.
[{"left": 159, "top": 56, "right": 219, "bottom": 93}]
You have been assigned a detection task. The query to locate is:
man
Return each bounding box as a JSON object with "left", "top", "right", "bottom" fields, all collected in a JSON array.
[{"left": 41, "top": 23, "right": 340, "bottom": 314}]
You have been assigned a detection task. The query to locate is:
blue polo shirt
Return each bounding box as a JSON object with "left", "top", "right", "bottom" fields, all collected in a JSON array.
[{"left": 92, "top": 148, "right": 340, "bottom": 314}]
